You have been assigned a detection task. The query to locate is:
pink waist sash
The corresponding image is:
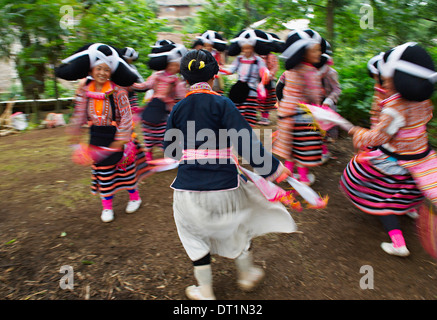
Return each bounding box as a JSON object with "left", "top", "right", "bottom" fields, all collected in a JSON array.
[
  {"left": 181, "top": 148, "right": 234, "bottom": 161},
  {"left": 180, "top": 148, "right": 327, "bottom": 210}
]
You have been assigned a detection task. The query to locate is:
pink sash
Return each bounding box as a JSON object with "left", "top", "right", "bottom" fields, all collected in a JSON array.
[
  {"left": 181, "top": 148, "right": 233, "bottom": 161},
  {"left": 180, "top": 148, "right": 327, "bottom": 211}
]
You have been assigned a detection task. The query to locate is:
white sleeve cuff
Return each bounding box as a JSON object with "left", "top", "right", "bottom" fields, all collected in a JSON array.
[
  {"left": 323, "top": 98, "right": 334, "bottom": 108},
  {"left": 381, "top": 107, "right": 406, "bottom": 136}
]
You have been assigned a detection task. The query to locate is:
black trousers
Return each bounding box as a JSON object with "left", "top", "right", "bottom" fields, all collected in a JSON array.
[{"left": 379, "top": 215, "right": 401, "bottom": 232}]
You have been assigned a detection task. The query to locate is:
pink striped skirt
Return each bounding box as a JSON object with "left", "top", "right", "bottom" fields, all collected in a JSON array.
[{"left": 340, "top": 148, "right": 424, "bottom": 215}]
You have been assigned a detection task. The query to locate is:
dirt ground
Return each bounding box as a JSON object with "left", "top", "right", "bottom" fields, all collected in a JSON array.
[{"left": 1, "top": 118, "right": 437, "bottom": 302}]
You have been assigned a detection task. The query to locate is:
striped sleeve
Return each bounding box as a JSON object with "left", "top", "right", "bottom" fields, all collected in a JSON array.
[
  {"left": 267, "top": 54, "right": 279, "bottom": 78},
  {"left": 322, "top": 68, "right": 341, "bottom": 107},
  {"left": 114, "top": 88, "right": 133, "bottom": 141},
  {"left": 352, "top": 108, "right": 404, "bottom": 149},
  {"left": 278, "top": 70, "right": 303, "bottom": 117},
  {"left": 66, "top": 86, "right": 88, "bottom": 135},
  {"left": 131, "top": 72, "right": 157, "bottom": 92}
]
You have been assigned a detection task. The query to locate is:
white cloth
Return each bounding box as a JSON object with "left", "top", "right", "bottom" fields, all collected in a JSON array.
[
  {"left": 173, "top": 177, "right": 297, "bottom": 261},
  {"left": 10, "top": 112, "right": 28, "bottom": 130}
]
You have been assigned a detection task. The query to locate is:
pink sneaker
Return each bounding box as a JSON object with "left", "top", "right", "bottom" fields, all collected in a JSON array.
[
  {"left": 297, "top": 167, "right": 315, "bottom": 185},
  {"left": 284, "top": 161, "right": 294, "bottom": 173}
]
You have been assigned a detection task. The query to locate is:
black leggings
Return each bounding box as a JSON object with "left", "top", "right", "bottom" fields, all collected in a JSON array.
[
  {"left": 192, "top": 244, "right": 254, "bottom": 266},
  {"left": 193, "top": 253, "right": 211, "bottom": 266},
  {"left": 379, "top": 215, "right": 401, "bottom": 233}
]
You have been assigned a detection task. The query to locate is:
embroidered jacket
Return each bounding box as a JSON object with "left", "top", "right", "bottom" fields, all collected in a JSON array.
[
  {"left": 132, "top": 70, "right": 187, "bottom": 112},
  {"left": 273, "top": 63, "right": 323, "bottom": 160},
  {"left": 352, "top": 93, "right": 434, "bottom": 155},
  {"left": 69, "top": 81, "right": 133, "bottom": 142},
  {"left": 227, "top": 55, "right": 268, "bottom": 97},
  {"left": 260, "top": 53, "right": 279, "bottom": 81},
  {"left": 319, "top": 65, "right": 341, "bottom": 108},
  {"left": 369, "top": 84, "right": 386, "bottom": 129}
]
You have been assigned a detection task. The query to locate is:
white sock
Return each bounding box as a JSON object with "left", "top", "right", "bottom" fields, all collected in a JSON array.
[
  {"left": 193, "top": 264, "right": 215, "bottom": 298},
  {"left": 235, "top": 250, "right": 254, "bottom": 275}
]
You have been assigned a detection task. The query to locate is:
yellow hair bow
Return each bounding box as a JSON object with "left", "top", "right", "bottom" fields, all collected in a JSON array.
[
  {"left": 188, "top": 59, "right": 196, "bottom": 71},
  {"left": 188, "top": 59, "right": 205, "bottom": 71}
]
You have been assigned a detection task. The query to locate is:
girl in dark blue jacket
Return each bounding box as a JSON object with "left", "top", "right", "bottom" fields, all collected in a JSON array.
[{"left": 163, "top": 49, "right": 296, "bottom": 300}]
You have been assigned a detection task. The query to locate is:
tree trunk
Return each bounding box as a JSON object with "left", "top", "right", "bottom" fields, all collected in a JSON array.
[
  {"left": 15, "top": 34, "right": 46, "bottom": 100},
  {"left": 15, "top": 57, "right": 45, "bottom": 100},
  {"left": 243, "top": 0, "right": 251, "bottom": 27},
  {"left": 326, "top": 0, "right": 335, "bottom": 47}
]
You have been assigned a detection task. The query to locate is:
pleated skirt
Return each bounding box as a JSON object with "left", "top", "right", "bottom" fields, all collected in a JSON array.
[
  {"left": 91, "top": 139, "right": 152, "bottom": 198},
  {"left": 141, "top": 120, "right": 167, "bottom": 150},
  {"left": 292, "top": 123, "right": 323, "bottom": 166},
  {"left": 258, "top": 87, "right": 277, "bottom": 111},
  {"left": 340, "top": 148, "right": 424, "bottom": 215},
  {"left": 236, "top": 95, "right": 259, "bottom": 127},
  {"left": 173, "top": 178, "right": 297, "bottom": 261}
]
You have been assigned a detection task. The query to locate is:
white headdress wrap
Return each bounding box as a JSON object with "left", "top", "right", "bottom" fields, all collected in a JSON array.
[
  {"left": 148, "top": 43, "right": 188, "bottom": 63},
  {"left": 230, "top": 29, "right": 270, "bottom": 47},
  {"left": 367, "top": 52, "right": 384, "bottom": 75},
  {"left": 61, "top": 43, "right": 130, "bottom": 74},
  {"left": 279, "top": 29, "right": 319, "bottom": 60},
  {"left": 123, "top": 47, "right": 139, "bottom": 61},
  {"left": 196, "top": 30, "right": 227, "bottom": 45}
]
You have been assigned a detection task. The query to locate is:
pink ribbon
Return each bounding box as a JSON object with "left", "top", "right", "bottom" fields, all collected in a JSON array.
[{"left": 181, "top": 148, "right": 233, "bottom": 161}]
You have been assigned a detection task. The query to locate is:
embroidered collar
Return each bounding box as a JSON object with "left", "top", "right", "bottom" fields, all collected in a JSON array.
[
  {"left": 186, "top": 82, "right": 220, "bottom": 97},
  {"left": 301, "top": 62, "right": 315, "bottom": 68},
  {"left": 240, "top": 56, "right": 256, "bottom": 64},
  {"left": 189, "top": 82, "right": 212, "bottom": 91},
  {"left": 86, "top": 81, "right": 114, "bottom": 100}
]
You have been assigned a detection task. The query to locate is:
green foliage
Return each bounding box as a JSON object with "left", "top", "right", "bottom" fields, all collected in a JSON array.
[
  {"left": 196, "top": 0, "right": 248, "bottom": 37},
  {"left": 0, "top": 0, "right": 75, "bottom": 98},
  {"left": 0, "top": 0, "right": 163, "bottom": 99},
  {"left": 41, "top": 79, "right": 75, "bottom": 99},
  {"left": 65, "top": 0, "right": 163, "bottom": 82},
  {"left": 332, "top": 47, "right": 374, "bottom": 126}
]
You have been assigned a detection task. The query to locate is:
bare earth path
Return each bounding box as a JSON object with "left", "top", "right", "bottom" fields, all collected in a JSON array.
[{"left": 0, "top": 124, "right": 436, "bottom": 303}]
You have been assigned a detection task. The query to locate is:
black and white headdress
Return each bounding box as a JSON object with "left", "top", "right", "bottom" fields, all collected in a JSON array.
[
  {"left": 267, "top": 32, "right": 285, "bottom": 53},
  {"left": 303, "top": 29, "right": 325, "bottom": 52},
  {"left": 325, "top": 41, "right": 333, "bottom": 56},
  {"left": 55, "top": 43, "right": 139, "bottom": 87},
  {"left": 302, "top": 29, "right": 330, "bottom": 69},
  {"left": 379, "top": 42, "right": 436, "bottom": 101},
  {"left": 280, "top": 29, "right": 320, "bottom": 69},
  {"left": 147, "top": 40, "right": 188, "bottom": 71},
  {"left": 367, "top": 52, "right": 384, "bottom": 76},
  {"left": 228, "top": 29, "right": 272, "bottom": 56},
  {"left": 196, "top": 30, "right": 228, "bottom": 52},
  {"left": 152, "top": 39, "right": 175, "bottom": 48},
  {"left": 121, "top": 47, "right": 139, "bottom": 61}
]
